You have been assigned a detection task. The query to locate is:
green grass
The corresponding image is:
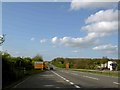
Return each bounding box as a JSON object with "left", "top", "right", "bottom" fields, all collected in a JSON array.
[{"left": 73, "top": 69, "right": 120, "bottom": 77}]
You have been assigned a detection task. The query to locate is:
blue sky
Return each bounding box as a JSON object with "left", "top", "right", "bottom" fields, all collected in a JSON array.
[{"left": 2, "top": 2, "right": 118, "bottom": 60}]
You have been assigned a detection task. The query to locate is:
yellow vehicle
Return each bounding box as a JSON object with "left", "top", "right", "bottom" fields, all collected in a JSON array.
[
  {"left": 34, "top": 61, "right": 48, "bottom": 70},
  {"left": 34, "top": 62, "right": 44, "bottom": 70}
]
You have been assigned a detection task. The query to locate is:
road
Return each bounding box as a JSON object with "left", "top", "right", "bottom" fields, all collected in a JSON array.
[{"left": 13, "top": 68, "right": 120, "bottom": 88}]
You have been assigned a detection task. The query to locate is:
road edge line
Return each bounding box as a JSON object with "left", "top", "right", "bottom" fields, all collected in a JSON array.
[{"left": 51, "top": 71, "right": 81, "bottom": 88}]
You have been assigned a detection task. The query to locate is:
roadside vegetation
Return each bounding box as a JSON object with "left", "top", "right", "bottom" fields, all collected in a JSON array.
[
  {"left": 1, "top": 51, "right": 43, "bottom": 88},
  {"left": 73, "top": 69, "right": 120, "bottom": 77},
  {"left": 52, "top": 57, "right": 120, "bottom": 70}
]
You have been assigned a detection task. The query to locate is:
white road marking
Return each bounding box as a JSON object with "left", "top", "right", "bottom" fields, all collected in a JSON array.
[
  {"left": 69, "top": 82, "right": 74, "bottom": 85},
  {"left": 63, "top": 78, "right": 66, "bottom": 80},
  {"left": 83, "top": 75, "right": 99, "bottom": 80},
  {"left": 113, "top": 82, "right": 120, "bottom": 85},
  {"left": 51, "top": 71, "right": 81, "bottom": 88},
  {"left": 66, "top": 80, "right": 70, "bottom": 82},
  {"left": 44, "top": 85, "right": 54, "bottom": 87},
  {"left": 74, "top": 85, "right": 81, "bottom": 88},
  {"left": 13, "top": 76, "right": 31, "bottom": 88}
]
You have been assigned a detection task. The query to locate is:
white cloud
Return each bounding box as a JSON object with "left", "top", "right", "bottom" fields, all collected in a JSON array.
[
  {"left": 93, "top": 44, "right": 118, "bottom": 54},
  {"left": 40, "top": 39, "right": 47, "bottom": 43},
  {"left": 30, "top": 37, "right": 35, "bottom": 41},
  {"left": 93, "top": 44, "right": 117, "bottom": 50},
  {"left": 81, "top": 9, "right": 118, "bottom": 38},
  {"left": 85, "top": 9, "right": 118, "bottom": 24},
  {"left": 51, "top": 37, "right": 59, "bottom": 44},
  {"left": 51, "top": 9, "right": 118, "bottom": 48},
  {"left": 82, "top": 21, "right": 118, "bottom": 36},
  {"left": 51, "top": 9, "right": 118, "bottom": 49},
  {"left": 70, "top": 0, "right": 117, "bottom": 10},
  {"left": 51, "top": 35, "right": 98, "bottom": 48}
]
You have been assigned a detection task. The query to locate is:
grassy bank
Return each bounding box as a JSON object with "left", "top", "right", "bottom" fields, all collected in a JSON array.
[{"left": 73, "top": 69, "right": 120, "bottom": 77}]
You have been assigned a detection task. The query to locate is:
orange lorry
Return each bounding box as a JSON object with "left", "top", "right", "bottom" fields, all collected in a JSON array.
[
  {"left": 34, "top": 62, "right": 44, "bottom": 70},
  {"left": 34, "top": 61, "right": 48, "bottom": 70}
]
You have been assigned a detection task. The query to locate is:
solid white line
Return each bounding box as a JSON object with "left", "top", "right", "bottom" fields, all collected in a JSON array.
[
  {"left": 83, "top": 75, "right": 99, "bottom": 80},
  {"left": 61, "top": 77, "right": 66, "bottom": 80},
  {"left": 51, "top": 71, "right": 81, "bottom": 88},
  {"left": 74, "top": 85, "right": 81, "bottom": 88},
  {"left": 69, "top": 82, "right": 74, "bottom": 85},
  {"left": 13, "top": 76, "right": 31, "bottom": 88},
  {"left": 51, "top": 71, "right": 67, "bottom": 81},
  {"left": 113, "top": 82, "right": 120, "bottom": 85},
  {"left": 66, "top": 80, "right": 70, "bottom": 82}
]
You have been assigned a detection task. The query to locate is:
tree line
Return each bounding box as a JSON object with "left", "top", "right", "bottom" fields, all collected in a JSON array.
[
  {"left": 1, "top": 51, "right": 43, "bottom": 88},
  {"left": 52, "top": 57, "right": 120, "bottom": 70}
]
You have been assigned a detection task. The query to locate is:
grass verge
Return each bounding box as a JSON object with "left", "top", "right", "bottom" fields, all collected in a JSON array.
[{"left": 72, "top": 69, "right": 120, "bottom": 77}]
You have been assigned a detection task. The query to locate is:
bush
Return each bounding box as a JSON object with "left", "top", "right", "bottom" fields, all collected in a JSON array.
[{"left": 2, "top": 52, "right": 43, "bottom": 88}]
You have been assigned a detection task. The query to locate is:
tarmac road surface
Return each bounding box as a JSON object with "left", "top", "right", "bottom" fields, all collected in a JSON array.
[{"left": 13, "top": 68, "right": 120, "bottom": 88}]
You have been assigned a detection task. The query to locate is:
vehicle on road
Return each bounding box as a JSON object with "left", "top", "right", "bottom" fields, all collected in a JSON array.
[{"left": 50, "top": 67, "right": 54, "bottom": 70}]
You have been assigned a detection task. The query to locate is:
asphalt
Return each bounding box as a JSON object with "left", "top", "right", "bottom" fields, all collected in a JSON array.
[
  {"left": 13, "top": 70, "right": 75, "bottom": 88},
  {"left": 56, "top": 69, "right": 120, "bottom": 88},
  {"left": 12, "top": 68, "right": 120, "bottom": 88}
]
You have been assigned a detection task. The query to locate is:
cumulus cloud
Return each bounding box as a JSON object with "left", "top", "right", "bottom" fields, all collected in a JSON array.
[
  {"left": 51, "top": 35, "right": 98, "bottom": 48},
  {"left": 82, "top": 21, "right": 118, "bottom": 36},
  {"left": 70, "top": 0, "right": 117, "bottom": 10},
  {"left": 51, "top": 37, "right": 59, "bottom": 44},
  {"left": 85, "top": 9, "right": 118, "bottom": 24},
  {"left": 93, "top": 44, "right": 118, "bottom": 54},
  {"left": 51, "top": 9, "right": 118, "bottom": 49},
  {"left": 93, "top": 44, "right": 117, "bottom": 51},
  {"left": 40, "top": 39, "right": 47, "bottom": 43},
  {"left": 81, "top": 9, "right": 118, "bottom": 37}
]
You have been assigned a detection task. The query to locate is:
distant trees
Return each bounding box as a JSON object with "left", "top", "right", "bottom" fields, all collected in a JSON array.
[
  {"left": 32, "top": 54, "right": 43, "bottom": 62},
  {"left": 52, "top": 57, "right": 116, "bottom": 70},
  {"left": 52, "top": 57, "right": 65, "bottom": 68}
]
